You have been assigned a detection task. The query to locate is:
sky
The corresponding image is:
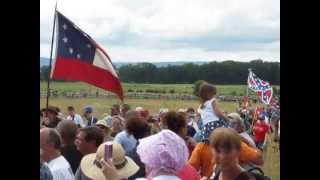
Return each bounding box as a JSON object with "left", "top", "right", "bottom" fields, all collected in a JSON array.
[{"left": 40, "top": 0, "right": 280, "bottom": 62}]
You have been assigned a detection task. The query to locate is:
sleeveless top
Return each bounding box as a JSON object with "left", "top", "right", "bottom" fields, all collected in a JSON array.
[{"left": 200, "top": 98, "right": 220, "bottom": 126}]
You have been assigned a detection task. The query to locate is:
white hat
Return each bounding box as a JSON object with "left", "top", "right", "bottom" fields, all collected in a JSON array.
[{"left": 135, "top": 107, "right": 144, "bottom": 111}]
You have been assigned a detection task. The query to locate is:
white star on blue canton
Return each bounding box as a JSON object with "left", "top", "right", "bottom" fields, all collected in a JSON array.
[
  {"left": 62, "top": 37, "right": 68, "bottom": 43},
  {"left": 63, "top": 24, "right": 68, "bottom": 30},
  {"left": 69, "top": 48, "right": 73, "bottom": 54},
  {"left": 77, "top": 54, "right": 81, "bottom": 59},
  {"left": 87, "top": 44, "right": 91, "bottom": 48}
]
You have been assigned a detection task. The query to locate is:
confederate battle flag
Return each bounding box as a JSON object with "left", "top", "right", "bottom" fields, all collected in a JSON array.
[
  {"left": 247, "top": 70, "right": 273, "bottom": 105},
  {"left": 51, "top": 11, "right": 124, "bottom": 101}
]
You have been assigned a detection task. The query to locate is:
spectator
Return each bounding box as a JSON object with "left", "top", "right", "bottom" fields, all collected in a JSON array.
[
  {"left": 74, "top": 126, "right": 104, "bottom": 179},
  {"left": 189, "top": 118, "right": 263, "bottom": 179},
  {"left": 198, "top": 83, "right": 229, "bottom": 142},
  {"left": 121, "top": 104, "right": 131, "bottom": 117},
  {"left": 111, "top": 104, "right": 121, "bottom": 116},
  {"left": 228, "top": 113, "right": 256, "bottom": 148},
  {"left": 79, "top": 141, "right": 139, "bottom": 180},
  {"left": 111, "top": 116, "right": 125, "bottom": 137},
  {"left": 126, "top": 116, "right": 151, "bottom": 179},
  {"left": 161, "top": 111, "right": 200, "bottom": 179},
  {"left": 124, "top": 110, "right": 142, "bottom": 121},
  {"left": 40, "top": 108, "right": 47, "bottom": 129},
  {"left": 158, "top": 108, "right": 169, "bottom": 129},
  {"left": 114, "top": 112, "right": 139, "bottom": 154},
  {"left": 75, "top": 126, "right": 104, "bottom": 156},
  {"left": 253, "top": 115, "right": 270, "bottom": 150},
  {"left": 66, "top": 106, "right": 84, "bottom": 128},
  {"left": 186, "top": 107, "right": 200, "bottom": 134},
  {"left": 83, "top": 105, "right": 98, "bottom": 126},
  {"left": 210, "top": 128, "right": 258, "bottom": 180},
  {"left": 95, "top": 119, "right": 114, "bottom": 142},
  {"left": 43, "top": 106, "right": 63, "bottom": 128},
  {"left": 146, "top": 116, "right": 161, "bottom": 135},
  {"left": 40, "top": 148, "right": 53, "bottom": 180},
  {"left": 56, "top": 120, "right": 83, "bottom": 174},
  {"left": 40, "top": 128, "right": 74, "bottom": 180},
  {"left": 137, "top": 129, "right": 189, "bottom": 179},
  {"left": 162, "top": 111, "right": 196, "bottom": 154}
]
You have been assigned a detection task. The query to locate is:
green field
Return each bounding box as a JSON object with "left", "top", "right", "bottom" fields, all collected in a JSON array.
[
  {"left": 40, "top": 81, "right": 279, "bottom": 96},
  {"left": 40, "top": 97, "right": 238, "bottom": 116}
]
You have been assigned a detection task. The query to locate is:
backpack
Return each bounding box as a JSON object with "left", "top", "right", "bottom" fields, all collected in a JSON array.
[
  {"left": 212, "top": 166, "right": 271, "bottom": 180},
  {"left": 246, "top": 167, "right": 271, "bottom": 180}
]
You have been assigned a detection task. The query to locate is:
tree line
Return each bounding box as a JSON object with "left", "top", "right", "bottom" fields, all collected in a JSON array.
[{"left": 40, "top": 60, "right": 280, "bottom": 85}]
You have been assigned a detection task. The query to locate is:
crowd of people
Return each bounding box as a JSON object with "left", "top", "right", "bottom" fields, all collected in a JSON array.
[{"left": 40, "top": 82, "right": 280, "bottom": 180}]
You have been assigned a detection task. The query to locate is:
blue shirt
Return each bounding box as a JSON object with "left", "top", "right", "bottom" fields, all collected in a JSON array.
[{"left": 114, "top": 131, "right": 137, "bottom": 154}]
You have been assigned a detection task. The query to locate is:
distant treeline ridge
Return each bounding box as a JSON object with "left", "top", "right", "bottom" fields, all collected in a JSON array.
[{"left": 40, "top": 60, "right": 280, "bottom": 85}]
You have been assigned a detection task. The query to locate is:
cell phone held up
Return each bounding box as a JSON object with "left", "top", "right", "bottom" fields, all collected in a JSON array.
[{"left": 104, "top": 142, "right": 113, "bottom": 161}]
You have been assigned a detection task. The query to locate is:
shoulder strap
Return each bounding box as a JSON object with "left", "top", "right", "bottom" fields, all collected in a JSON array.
[{"left": 246, "top": 166, "right": 265, "bottom": 175}]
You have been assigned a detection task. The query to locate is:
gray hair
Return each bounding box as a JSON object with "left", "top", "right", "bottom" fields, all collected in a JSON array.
[{"left": 47, "top": 128, "right": 62, "bottom": 150}]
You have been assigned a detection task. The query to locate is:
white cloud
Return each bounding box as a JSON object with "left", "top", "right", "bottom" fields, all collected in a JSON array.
[{"left": 40, "top": 0, "right": 279, "bottom": 62}]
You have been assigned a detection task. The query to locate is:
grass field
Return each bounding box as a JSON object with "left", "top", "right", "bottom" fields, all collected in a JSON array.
[
  {"left": 40, "top": 97, "right": 238, "bottom": 117},
  {"left": 40, "top": 97, "right": 279, "bottom": 179},
  {"left": 40, "top": 81, "right": 279, "bottom": 96}
]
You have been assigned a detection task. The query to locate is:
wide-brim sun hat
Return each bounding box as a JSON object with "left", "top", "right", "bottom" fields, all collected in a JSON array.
[
  {"left": 96, "top": 120, "right": 112, "bottom": 130},
  {"left": 227, "top": 112, "right": 242, "bottom": 121},
  {"left": 80, "top": 141, "right": 139, "bottom": 180}
]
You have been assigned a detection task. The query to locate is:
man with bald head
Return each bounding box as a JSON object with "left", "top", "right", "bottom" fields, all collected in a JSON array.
[
  {"left": 56, "top": 120, "right": 83, "bottom": 174},
  {"left": 40, "top": 128, "right": 74, "bottom": 180}
]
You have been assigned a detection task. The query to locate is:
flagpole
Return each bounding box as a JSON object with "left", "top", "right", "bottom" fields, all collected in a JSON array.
[
  {"left": 46, "top": 3, "right": 58, "bottom": 109},
  {"left": 246, "top": 68, "right": 251, "bottom": 100}
]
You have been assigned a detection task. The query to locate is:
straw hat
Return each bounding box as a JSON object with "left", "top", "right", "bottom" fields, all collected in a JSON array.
[
  {"left": 80, "top": 141, "right": 139, "bottom": 180},
  {"left": 96, "top": 120, "right": 111, "bottom": 129},
  {"left": 227, "top": 112, "right": 242, "bottom": 121}
]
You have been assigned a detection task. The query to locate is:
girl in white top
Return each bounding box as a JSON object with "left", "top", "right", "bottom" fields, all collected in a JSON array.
[{"left": 198, "top": 82, "right": 229, "bottom": 141}]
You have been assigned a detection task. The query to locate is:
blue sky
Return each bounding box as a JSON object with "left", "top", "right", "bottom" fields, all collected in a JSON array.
[{"left": 40, "top": 0, "right": 279, "bottom": 62}]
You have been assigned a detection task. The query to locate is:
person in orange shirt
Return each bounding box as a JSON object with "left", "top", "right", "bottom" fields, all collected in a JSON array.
[
  {"left": 210, "top": 128, "right": 262, "bottom": 180},
  {"left": 188, "top": 133, "right": 263, "bottom": 179}
]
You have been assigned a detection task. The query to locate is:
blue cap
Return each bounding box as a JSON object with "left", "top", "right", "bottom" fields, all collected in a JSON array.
[{"left": 84, "top": 106, "right": 93, "bottom": 113}]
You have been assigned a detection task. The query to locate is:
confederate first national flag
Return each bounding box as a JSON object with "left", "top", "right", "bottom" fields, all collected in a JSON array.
[{"left": 51, "top": 11, "right": 124, "bottom": 100}]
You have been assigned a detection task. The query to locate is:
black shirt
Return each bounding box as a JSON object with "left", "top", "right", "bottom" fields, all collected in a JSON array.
[{"left": 61, "top": 144, "right": 83, "bottom": 174}]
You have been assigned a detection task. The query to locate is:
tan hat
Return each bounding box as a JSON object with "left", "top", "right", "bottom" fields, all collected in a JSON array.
[
  {"left": 227, "top": 112, "right": 242, "bottom": 121},
  {"left": 96, "top": 120, "right": 111, "bottom": 129},
  {"left": 80, "top": 141, "right": 139, "bottom": 180}
]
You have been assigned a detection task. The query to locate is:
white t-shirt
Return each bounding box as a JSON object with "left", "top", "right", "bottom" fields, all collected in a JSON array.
[
  {"left": 47, "top": 155, "right": 74, "bottom": 180},
  {"left": 200, "top": 98, "right": 220, "bottom": 126},
  {"left": 67, "top": 114, "right": 84, "bottom": 127}
]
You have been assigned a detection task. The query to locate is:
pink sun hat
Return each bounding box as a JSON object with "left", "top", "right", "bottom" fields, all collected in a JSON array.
[{"left": 136, "top": 129, "right": 189, "bottom": 177}]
